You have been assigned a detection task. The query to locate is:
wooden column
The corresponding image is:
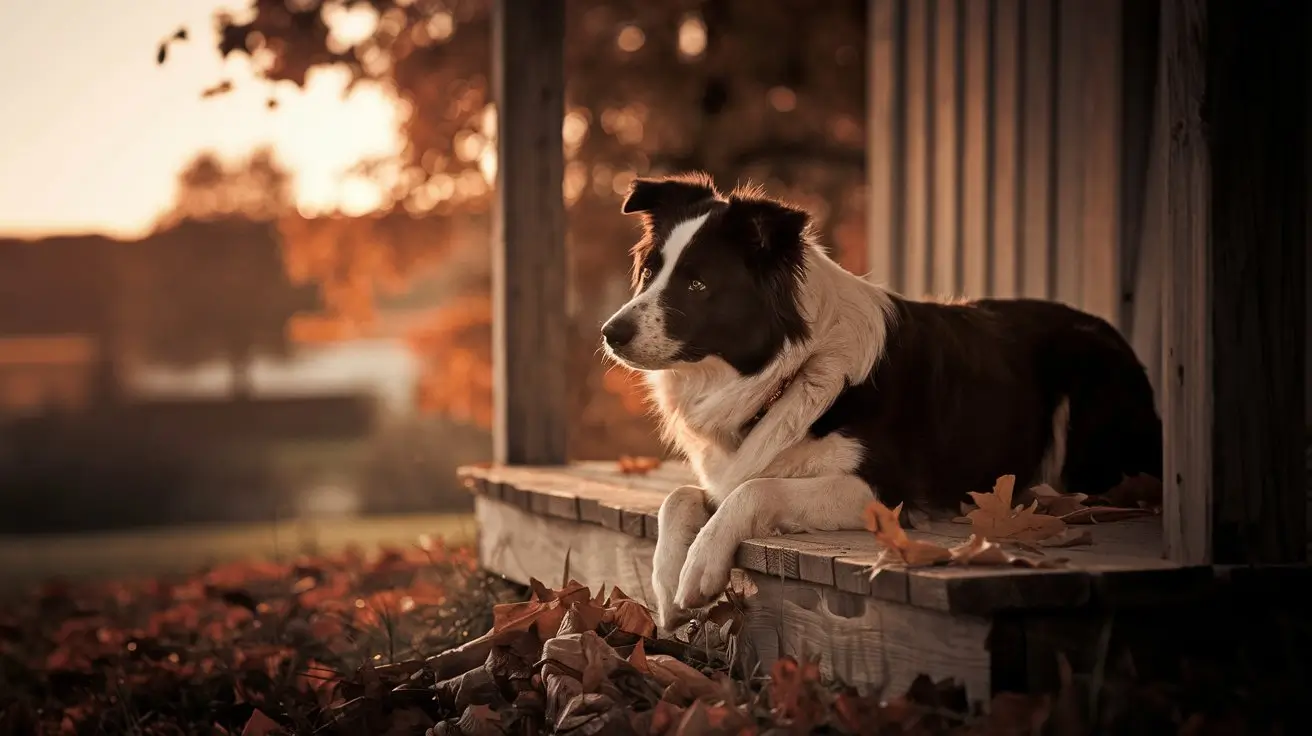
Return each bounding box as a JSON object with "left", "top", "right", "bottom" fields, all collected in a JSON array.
[
  {"left": 491, "top": 0, "right": 568, "bottom": 465},
  {"left": 1161, "top": 0, "right": 1308, "bottom": 565}
]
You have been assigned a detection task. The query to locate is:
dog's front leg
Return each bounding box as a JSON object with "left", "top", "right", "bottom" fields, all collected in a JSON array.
[
  {"left": 651, "top": 485, "right": 711, "bottom": 630},
  {"left": 674, "top": 474, "right": 873, "bottom": 610}
]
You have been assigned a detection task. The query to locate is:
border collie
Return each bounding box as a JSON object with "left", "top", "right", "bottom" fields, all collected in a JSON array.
[{"left": 601, "top": 173, "right": 1162, "bottom": 629}]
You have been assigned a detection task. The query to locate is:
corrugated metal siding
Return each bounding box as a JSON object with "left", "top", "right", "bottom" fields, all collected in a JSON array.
[{"left": 866, "top": 0, "right": 1136, "bottom": 329}]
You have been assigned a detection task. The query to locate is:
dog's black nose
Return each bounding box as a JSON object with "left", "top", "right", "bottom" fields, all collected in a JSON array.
[{"left": 602, "top": 318, "right": 636, "bottom": 349}]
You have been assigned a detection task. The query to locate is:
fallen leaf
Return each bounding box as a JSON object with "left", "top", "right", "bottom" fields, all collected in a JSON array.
[
  {"left": 1097, "top": 473, "right": 1164, "bottom": 509},
  {"left": 645, "top": 655, "right": 720, "bottom": 700},
  {"left": 863, "top": 500, "right": 952, "bottom": 566},
  {"left": 967, "top": 475, "right": 1067, "bottom": 543},
  {"left": 617, "top": 455, "right": 662, "bottom": 475},
  {"left": 605, "top": 587, "right": 656, "bottom": 639},
  {"left": 1061, "top": 506, "right": 1155, "bottom": 524},
  {"left": 1040, "top": 528, "right": 1095, "bottom": 548},
  {"left": 948, "top": 535, "right": 1068, "bottom": 569},
  {"left": 1028, "top": 484, "right": 1090, "bottom": 517},
  {"left": 240, "top": 709, "right": 283, "bottom": 736},
  {"left": 626, "top": 639, "right": 650, "bottom": 673}
]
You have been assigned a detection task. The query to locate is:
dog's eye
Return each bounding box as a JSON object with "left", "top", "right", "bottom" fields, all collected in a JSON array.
[
  {"left": 640, "top": 267, "right": 653, "bottom": 284},
  {"left": 688, "top": 279, "right": 706, "bottom": 292}
]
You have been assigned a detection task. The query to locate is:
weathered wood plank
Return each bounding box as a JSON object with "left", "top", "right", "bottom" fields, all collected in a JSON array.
[
  {"left": 960, "top": 0, "right": 990, "bottom": 297},
  {"left": 1077, "top": 0, "right": 1122, "bottom": 327},
  {"left": 491, "top": 0, "right": 567, "bottom": 465},
  {"left": 1161, "top": 0, "right": 1308, "bottom": 564},
  {"left": 743, "top": 574, "right": 993, "bottom": 704},
  {"left": 931, "top": 0, "right": 963, "bottom": 296},
  {"left": 476, "top": 496, "right": 657, "bottom": 604},
  {"left": 989, "top": 0, "right": 1021, "bottom": 298},
  {"left": 867, "top": 0, "right": 902, "bottom": 290},
  {"left": 1160, "top": 0, "right": 1209, "bottom": 564},
  {"left": 903, "top": 0, "right": 933, "bottom": 297},
  {"left": 1019, "top": 0, "right": 1055, "bottom": 300},
  {"left": 464, "top": 464, "right": 1242, "bottom": 616}
]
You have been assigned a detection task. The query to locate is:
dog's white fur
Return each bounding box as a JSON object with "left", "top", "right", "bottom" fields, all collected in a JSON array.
[{"left": 609, "top": 213, "right": 900, "bottom": 628}]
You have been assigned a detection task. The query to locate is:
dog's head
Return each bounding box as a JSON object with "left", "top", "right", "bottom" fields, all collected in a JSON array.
[{"left": 601, "top": 173, "right": 812, "bottom": 374}]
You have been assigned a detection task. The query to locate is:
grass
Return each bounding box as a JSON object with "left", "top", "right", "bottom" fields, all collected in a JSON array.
[{"left": 0, "top": 513, "right": 476, "bottom": 592}]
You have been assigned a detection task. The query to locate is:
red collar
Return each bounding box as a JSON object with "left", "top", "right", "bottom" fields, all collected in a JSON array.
[{"left": 739, "top": 375, "right": 793, "bottom": 438}]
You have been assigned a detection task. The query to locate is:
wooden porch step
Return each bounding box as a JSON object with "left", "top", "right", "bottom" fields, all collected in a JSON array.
[{"left": 459, "top": 462, "right": 1300, "bottom": 706}]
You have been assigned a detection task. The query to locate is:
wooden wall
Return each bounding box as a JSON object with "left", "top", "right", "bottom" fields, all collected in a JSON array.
[{"left": 867, "top": 0, "right": 1155, "bottom": 332}]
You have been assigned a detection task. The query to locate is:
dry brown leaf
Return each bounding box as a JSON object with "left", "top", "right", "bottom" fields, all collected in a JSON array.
[
  {"left": 1060, "top": 506, "right": 1155, "bottom": 524},
  {"left": 626, "top": 639, "right": 650, "bottom": 673},
  {"left": 1028, "top": 484, "right": 1090, "bottom": 517},
  {"left": 948, "top": 535, "right": 1068, "bottom": 569},
  {"left": 645, "top": 655, "right": 721, "bottom": 700},
  {"left": 605, "top": 589, "right": 656, "bottom": 639},
  {"left": 1097, "top": 473, "right": 1164, "bottom": 509},
  {"left": 240, "top": 710, "right": 284, "bottom": 736},
  {"left": 617, "top": 455, "right": 662, "bottom": 475},
  {"left": 966, "top": 475, "right": 1067, "bottom": 543},
  {"left": 492, "top": 579, "right": 595, "bottom": 638},
  {"left": 863, "top": 500, "right": 953, "bottom": 567},
  {"left": 1039, "top": 528, "right": 1095, "bottom": 548}
]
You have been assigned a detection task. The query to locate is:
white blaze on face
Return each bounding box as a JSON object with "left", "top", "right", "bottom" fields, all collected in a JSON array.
[{"left": 608, "top": 212, "right": 710, "bottom": 368}]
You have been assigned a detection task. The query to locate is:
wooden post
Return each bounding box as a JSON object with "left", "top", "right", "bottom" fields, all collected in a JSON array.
[
  {"left": 491, "top": 0, "right": 568, "bottom": 465},
  {"left": 1161, "top": 0, "right": 1308, "bottom": 565}
]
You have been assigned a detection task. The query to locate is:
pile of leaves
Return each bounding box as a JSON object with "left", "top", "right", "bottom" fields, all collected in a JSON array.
[{"left": 863, "top": 474, "right": 1163, "bottom": 571}]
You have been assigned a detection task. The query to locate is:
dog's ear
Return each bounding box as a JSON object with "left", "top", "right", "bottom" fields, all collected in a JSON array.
[
  {"left": 621, "top": 174, "right": 719, "bottom": 216},
  {"left": 732, "top": 197, "right": 812, "bottom": 254}
]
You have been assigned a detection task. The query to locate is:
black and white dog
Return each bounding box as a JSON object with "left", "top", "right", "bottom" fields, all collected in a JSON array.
[{"left": 601, "top": 173, "right": 1162, "bottom": 628}]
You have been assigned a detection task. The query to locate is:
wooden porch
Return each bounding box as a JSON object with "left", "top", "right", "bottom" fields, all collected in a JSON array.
[
  {"left": 462, "top": 462, "right": 1224, "bottom": 704},
  {"left": 471, "top": 0, "right": 1309, "bottom": 710}
]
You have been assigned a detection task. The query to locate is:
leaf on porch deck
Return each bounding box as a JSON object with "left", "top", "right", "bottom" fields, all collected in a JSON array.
[
  {"left": 947, "top": 535, "right": 1069, "bottom": 569},
  {"left": 617, "top": 455, "right": 662, "bottom": 475},
  {"left": 862, "top": 500, "right": 952, "bottom": 567},
  {"left": 965, "top": 475, "right": 1067, "bottom": 543}
]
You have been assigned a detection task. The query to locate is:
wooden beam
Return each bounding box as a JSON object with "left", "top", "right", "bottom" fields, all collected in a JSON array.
[
  {"left": 1161, "top": 0, "right": 1308, "bottom": 565},
  {"left": 491, "top": 0, "right": 568, "bottom": 465}
]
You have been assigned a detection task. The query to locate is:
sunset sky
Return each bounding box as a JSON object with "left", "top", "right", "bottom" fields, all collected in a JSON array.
[{"left": 0, "top": 0, "right": 403, "bottom": 238}]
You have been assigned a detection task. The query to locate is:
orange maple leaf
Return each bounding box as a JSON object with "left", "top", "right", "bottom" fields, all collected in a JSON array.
[
  {"left": 862, "top": 500, "right": 952, "bottom": 566},
  {"left": 966, "top": 475, "right": 1067, "bottom": 543}
]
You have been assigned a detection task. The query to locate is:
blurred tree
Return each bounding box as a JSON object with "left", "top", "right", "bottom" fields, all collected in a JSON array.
[
  {"left": 180, "top": 0, "right": 867, "bottom": 456},
  {"left": 125, "top": 149, "right": 316, "bottom": 396}
]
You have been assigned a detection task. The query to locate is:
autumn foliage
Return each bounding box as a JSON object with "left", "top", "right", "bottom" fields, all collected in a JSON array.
[{"left": 168, "top": 0, "right": 873, "bottom": 457}]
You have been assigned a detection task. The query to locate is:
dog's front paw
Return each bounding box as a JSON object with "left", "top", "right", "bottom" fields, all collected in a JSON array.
[
  {"left": 674, "top": 526, "right": 737, "bottom": 611},
  {"left": 651, "top": 539, "right": 693, "bottom": 631}
]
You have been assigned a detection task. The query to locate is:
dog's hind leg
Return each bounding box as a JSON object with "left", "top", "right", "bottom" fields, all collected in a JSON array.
[
  {"left": 674, "top": 474, "right": 873, "bottom": 610},
  {"left": 652, "top": 485, "right": 711, "bottom": 631}
]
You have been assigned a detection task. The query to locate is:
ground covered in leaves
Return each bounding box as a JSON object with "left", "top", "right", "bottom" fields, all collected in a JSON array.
[{"left": 1, "top": 529, "right": 1308, "bottom": 735}]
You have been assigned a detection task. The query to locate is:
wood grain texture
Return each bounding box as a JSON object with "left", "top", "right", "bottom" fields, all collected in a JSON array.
[
  {"left": 989, "top": 0, "right": 1022, "bottom": 298},
  {"left": 903, "top": 0, "right": 932, "bottom": 297},
  {"left": 743, "top": 574, "right": 993, "bottom": 703},
  {"left": 1160, "top": 0, "right": 1211, "bottom": 566},
  {"left": 1019, "top": 0, "right": 1055, "bottom": 300},
  {"left": 1201, "top": 0, "right": 1308, "bottom": 563},
  {"left": 931, "top": 0, "right": 963, "bottom": 296},
  {"left": 867, "top": 0, "right": 902, "bottom": 290},
  {"left": 491, "top": 0, "right": 568, "bottom": 465},
  {"left": 960, "top": 0, "right": 991, "bottom": 297},
  {"left": 476, "top": 496, "right": 657, "bottom": 605}
]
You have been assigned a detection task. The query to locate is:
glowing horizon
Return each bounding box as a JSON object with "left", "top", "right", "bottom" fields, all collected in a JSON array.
[{"left": 0, "top": 0, "right": 404, "bottom": 239}]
